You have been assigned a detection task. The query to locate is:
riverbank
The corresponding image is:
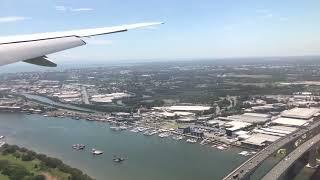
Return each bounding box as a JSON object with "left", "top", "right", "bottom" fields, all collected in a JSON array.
[
  {"left": 41, "top": 109, "right": 257, "bottom": 152},
  {"left": 0, "top": 144, "right": 93, "bottom": 180},
  {"left": 4, "top": 93, "right": 259, "bottom": 151}
]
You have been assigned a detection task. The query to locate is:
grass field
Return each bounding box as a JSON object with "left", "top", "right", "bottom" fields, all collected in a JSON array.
[{"left": 0, "top": 153, "right": 70, "bottom": 180}]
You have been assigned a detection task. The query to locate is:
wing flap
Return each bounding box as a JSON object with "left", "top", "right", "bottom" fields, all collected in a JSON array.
[{"left": 23, "top": 56, "right": 57, "bottom": 67}]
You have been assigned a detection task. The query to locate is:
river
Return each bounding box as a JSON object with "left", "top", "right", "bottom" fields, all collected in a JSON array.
[{"left": 0, "top": 112, "right": 248, "bottom": 180}]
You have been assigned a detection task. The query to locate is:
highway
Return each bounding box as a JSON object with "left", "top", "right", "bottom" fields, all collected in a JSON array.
[
  {"left": 81, "top": 86, "right": 90, "bottom": 104},
  {"left": 223, "top": 120, "right": 320, "bottom": 180},
  {"left": 262, "top": 133, "right": 320, "bottom": 180}
]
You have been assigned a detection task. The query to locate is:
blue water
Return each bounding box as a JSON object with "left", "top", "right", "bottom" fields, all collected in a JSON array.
[{"left": 0, "top": 113, "right": 247, "bottom": 180}]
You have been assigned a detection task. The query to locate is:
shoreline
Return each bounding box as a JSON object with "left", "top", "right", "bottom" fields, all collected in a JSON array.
[{"left": 1, "top": 107, "right": 258, "bottom": 153}]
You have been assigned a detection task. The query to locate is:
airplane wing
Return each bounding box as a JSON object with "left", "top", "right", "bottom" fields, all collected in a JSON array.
[{"left": 0, "top": 22, "right": 163, "bottom": 67}]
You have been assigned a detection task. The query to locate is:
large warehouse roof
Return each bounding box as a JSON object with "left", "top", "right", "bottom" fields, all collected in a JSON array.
[
  {"left": 272, "top": 117, "right": 309, "bottom": 127},
  {"left": 154, "top": 105, "right": 211, "bottom": 112},
  {"left": 218, "top": 113, "right": 271, "bottom": 124},
  {"left": 242, "top": 133, "right": 280, "bottom": 147},
  {"left": 281, "top": 108, "right": 319, "bottom": 120},
  {"left": 225, "top": 121, "right": 252, "bottom": 131}
]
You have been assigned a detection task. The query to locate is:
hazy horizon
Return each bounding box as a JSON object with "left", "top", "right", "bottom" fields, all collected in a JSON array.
[{"left": 1, "top": 55, "right": 320, "bottom": 74}]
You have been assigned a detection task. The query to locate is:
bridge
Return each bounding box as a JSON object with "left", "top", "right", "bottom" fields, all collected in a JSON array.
[
  {"left": 261, "top": 133, "right": 320, "bottom": 180},
  {"left": 223, "top": 119, "right": 320, "bottom": 180}
]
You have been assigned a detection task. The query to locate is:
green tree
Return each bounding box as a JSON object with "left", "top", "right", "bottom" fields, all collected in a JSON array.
[
  {"left": 0, "top": 160, "right": 9, "bottom": 170},
  {"left": 21, "top": 153, "right": 35, "bottom": 161},
  {"left": 13, "top": 152, "right": 21, "bottom": 159}
]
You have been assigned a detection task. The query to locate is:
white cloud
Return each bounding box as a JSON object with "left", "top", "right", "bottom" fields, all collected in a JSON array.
[
  {"left": 86, "top": 39, "right": 113, "bottom": 45},
  {"left": 55, "top": 6, "right": 93, "bottom": 12},
  {"left": 70, "top": 8, "right": 93, "bottom": 12},
  {"left": 55, "top": 6, "right": 68, "bottom": 11},
  {"left": 0, "top": 16, "right": 30, "bottom": 23}
]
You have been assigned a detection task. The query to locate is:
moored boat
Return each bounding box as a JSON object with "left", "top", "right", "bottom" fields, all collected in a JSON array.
[
  {"left": 91, "top": 149, "right": 103, "bottom": 155},
  {"left": 186, "top": 138, "right": 197, "bottom": 143}
]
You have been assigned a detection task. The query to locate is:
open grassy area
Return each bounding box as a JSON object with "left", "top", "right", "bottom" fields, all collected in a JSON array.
[
  {"left": 0, "top": 148, "right": 71, "bottom": 180},
  {"left": 0, "top": 154, "right": 40, "bottom": 172},
  {"left": 0, "top": 144, "right": 93, "bottom": 180},
  {"left": 0, "top": 174, "right": 9, "bottom": 180}
]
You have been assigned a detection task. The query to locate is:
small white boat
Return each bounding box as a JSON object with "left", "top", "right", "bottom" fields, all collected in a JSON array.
[
  {"left": 216, "top": 145, "right": 226, "bottom": 150},
  {"left": 158, "top": 132, "right": 171, "bottom": 138},
  {"left": 239, "top": 151, "right": 250, "bottom": 156},
  {"left": 110, "top": 126, "right": 121, "bottom": 131},
  {"left": 91, "top": 149, "right": 103, "bottom": 155},
  {"left": 119, "top": 126, "right": 128, "bottom": 130},
  {"left": 177, "top": 136, "right": 184, "bottom": 140},
  {"left": 72, "top": 144, "right": 85, "bottom": 150},
  {"left": 130, "top": 128, "right": 139, "bottom": 133},
  {"left": 186, "top": 139, "right": 197, "bottom": 143},
  {"left": 0, "top": 136, "right": 4, "bottom": 139}
]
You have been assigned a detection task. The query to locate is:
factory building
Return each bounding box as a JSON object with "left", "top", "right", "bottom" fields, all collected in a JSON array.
[
  {"left": 153, "top": 105, "right": 212, "bottom": 114},
  {"left": 218, "top": 113, "right": 271, "bottom": 125},
  {"left": 270, "top": 107, "right": 319, "bottom": 127},
  {"left": 241, "top": 133, "right": 281, "bottom": 149}
]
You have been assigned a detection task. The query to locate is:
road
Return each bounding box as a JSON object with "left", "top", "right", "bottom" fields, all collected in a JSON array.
[
  {"left": 223, "top": 120, "right": 320, "bottom": 180},
  {"left": 81, "top": 86, "right": 90, "bottom": 104},
  {"left": 262, "top": 133, "right": 320, "bottom": 180}
]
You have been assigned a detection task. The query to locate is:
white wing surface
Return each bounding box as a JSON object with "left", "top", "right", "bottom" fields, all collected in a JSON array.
[{"left": 0, "top": 22, "right": 163, "bottom": 67}]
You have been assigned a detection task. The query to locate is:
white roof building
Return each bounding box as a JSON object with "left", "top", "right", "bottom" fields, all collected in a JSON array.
[
  {"left": 242, "top": 133, "right": 280, "bottom": 147},
  {"left": 153, "top": 105, "right": 211, "bottom": 112},
  {"left": 91, "top": 97, "right": 113, "bottom": 103},
  {"left": 159, "top": 111, "right": 195, "bottom": 118},
  {"left": 271, "top": 117, "right": 309, "bottom": 127},
  {"left": 218, "top": 113, "right": 271, "bottom": 124},
  {"left": 281, "top": 107, "right": 319, "bottom": 120},
  {"left": 225, "top": 121, "right": 252, "bottom": 131}
]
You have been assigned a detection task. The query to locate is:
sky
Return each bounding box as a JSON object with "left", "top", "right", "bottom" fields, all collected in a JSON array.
[{"left": 0, "top": 0, "right": 320, "bottom": 63}]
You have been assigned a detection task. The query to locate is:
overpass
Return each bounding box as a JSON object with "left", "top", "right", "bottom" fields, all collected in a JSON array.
[
  {"left": 223, "top": 119, "right": 320, "bottom": 180},
  {"left": 262, "top": 133, "right": 320, "bottom": 180}
]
